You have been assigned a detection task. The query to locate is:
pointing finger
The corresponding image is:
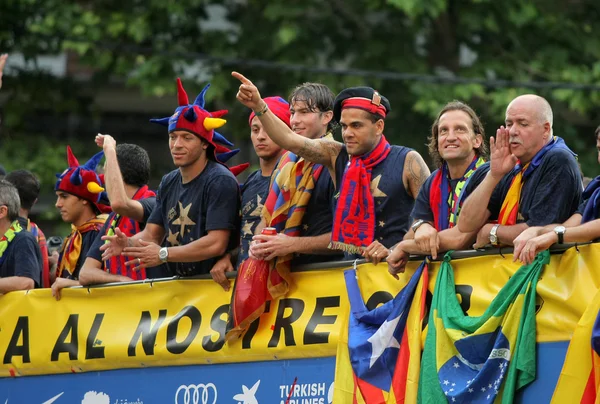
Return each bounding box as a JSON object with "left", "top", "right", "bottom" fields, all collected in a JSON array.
[{"left": 231, "top": 71, "right": 253, "bottom": 85}]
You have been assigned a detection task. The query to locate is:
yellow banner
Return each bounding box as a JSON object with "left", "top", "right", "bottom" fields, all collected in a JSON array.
[{"left": 1, "top": 244, "right": 599, "bottom": 377}]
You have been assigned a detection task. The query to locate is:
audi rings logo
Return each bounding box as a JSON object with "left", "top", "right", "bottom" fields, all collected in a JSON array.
[{"left": 175, "top": 383, "right": 218, "bottom": 404}]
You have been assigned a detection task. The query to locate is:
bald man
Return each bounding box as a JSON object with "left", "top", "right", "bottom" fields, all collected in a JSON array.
[{"left": 457, "top": 94, "right": 581, "bottom": 248}]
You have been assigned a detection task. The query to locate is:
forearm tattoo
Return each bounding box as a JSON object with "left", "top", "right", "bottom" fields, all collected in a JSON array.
[{"left": 297, "top": 139, "right": 342, "bottom": 166}]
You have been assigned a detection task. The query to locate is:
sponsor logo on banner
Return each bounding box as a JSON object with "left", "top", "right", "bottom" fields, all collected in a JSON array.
[
  {"left": 82, "top": 391, "right": 109, "bottom": 404},
  {"left": 233, "top": 380, "right": 260, "bottom": 403},
  {"left": 279, "top": 381, "right": 333, "bottom": 404},
  {"left": 175, "top": 383, "right": 217, "bottom": 404}
]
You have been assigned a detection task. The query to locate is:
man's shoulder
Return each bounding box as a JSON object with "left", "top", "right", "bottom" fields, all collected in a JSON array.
[
  {"left": 159, "top": 169, "right": 182, "bottom": 187},
  {"left": 244, "top": 169, "right": 263, "bottom": 185},
  {"left": 205, "top": 161, "right": 237, "bottom": 182},
  {"left": 9, "top": 230, "right": 38, "bottom": 250},
  {"left": 543, "top": 145, "right": 578, "bottom": 165}
]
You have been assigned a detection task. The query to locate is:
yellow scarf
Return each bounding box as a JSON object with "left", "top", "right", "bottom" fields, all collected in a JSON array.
[
  {"left": 498, "top": 163, "right": 529, "bottom": 225},
  {"left": 57, "top": 217, "right": 105, "bottom": 279}
]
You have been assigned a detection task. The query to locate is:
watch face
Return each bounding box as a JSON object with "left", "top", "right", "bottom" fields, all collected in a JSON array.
[
  {"left": 555, "top": 225, "right": 566, "bottom": 233},
  {"left": 159, "top": 248, "right": 168, "bottom": 259}
]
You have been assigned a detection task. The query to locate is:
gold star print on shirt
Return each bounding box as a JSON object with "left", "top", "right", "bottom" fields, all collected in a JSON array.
[
  {"left": 241, "top": 195, "right": 264, "bottom": 237},
  {"left": 172, "top": 202, "right": 196, "bottom": 236},
  {"left": 166, "top": 229, "right": 180, "bottom": 246},
  {"left": 371, "top": 174, "right": 388, "bottom": 198}
]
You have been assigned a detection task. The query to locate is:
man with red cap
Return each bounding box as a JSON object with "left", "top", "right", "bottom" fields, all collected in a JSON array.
[
  {"left": 212, "top": 96, "right": 289, "bottom": 279},
  {"left": 51, "top": 146, "right": 108, "bottom": 298},
  {"left": 101, "top": 79, "right": 243, "bottom": 289},
  {"left": 233, "top": 72, "right": 430, "bottom": 263}
]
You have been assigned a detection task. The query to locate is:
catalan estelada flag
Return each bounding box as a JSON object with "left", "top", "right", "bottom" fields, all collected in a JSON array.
[
  {"left": 333, "top": 259, "right": 429, "bottom": 403},
  {"left": 552, "top": 288, "right": 600, "bottom": 403},
  {"left": 418, "top": 250, "right": 547, "bottom": 404}
]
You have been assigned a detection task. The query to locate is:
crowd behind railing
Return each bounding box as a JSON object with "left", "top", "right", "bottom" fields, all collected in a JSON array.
[{"left": 1, "top": 53, "right": 599, "bottom": 311}]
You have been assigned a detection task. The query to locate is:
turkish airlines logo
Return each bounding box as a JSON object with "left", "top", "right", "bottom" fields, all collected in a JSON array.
[{"left": 175, "top": 383, "right": 218, "bottom": 404}]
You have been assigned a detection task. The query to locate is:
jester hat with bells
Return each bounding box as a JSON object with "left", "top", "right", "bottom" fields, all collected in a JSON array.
[
  {"left": 55, "top": 146, "right": 111, "bottom": 214},
  {"left": 151, "top": 78, "right": 249, "bottom": 176}
]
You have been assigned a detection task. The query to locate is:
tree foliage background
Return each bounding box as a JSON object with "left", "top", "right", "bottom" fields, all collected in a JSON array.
[{"left": 1, "top": 0, "right": 600, "bottom": 213}]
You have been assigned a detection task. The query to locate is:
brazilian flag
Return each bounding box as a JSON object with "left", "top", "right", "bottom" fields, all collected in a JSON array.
[{"left": 418, "top": 250, "right": 548, "bottom": 403}]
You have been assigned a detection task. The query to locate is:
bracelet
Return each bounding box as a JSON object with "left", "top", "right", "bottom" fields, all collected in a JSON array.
[{"left": 254, "top": 103, "right": 269, "bottom": 116}]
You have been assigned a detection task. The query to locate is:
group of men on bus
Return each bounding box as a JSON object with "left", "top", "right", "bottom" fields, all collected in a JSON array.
[{"left": 1, "top": 50, "right": 599, "bottom": 298}]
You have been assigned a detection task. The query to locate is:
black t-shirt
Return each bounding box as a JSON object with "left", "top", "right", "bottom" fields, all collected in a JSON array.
[
  {"left": 239, "top": 170, "right": 270, "bottom": 266},
  {"left": 488, "top": 147, "right": 582, "bottom": 225},
  {"left": 411, "top": 162, "right": 490, "bottom": 225},
  {"left": 0, "top": 230, "right": 42, "bottom": 287},
  {"left": 147, "top": 162, "right": 241, "bottom": 276}
]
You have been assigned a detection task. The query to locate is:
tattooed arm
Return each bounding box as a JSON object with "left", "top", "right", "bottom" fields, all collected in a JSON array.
[
  {"left": 232, "top": 71, "right": 342, "bottom": 169},
  {"left": 402, "top": 151, "right": 430, "bottom": 199}
]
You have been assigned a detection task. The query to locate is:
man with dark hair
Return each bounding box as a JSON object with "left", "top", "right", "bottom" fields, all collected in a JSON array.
[
  {"left": 248, "top": 83, "right": 342, "bottom": 268},
  {"left": 388, "top": 101, "right": 490, "bottom": 275},
  {"left": 233, "top": 72, "right": 430, "bottom": 264},
  {"left": 51, "top": 147, "right": 108, "bottom": 297},
  {"left": 101, "top": 79, "right": 242, "bottom": 287},
  {"left": 212, "top": 96, "right": 289, "bottom": 284},
  {"left": 458, "top": 95, "right": 581, "bottom": 248},
  {"left": 5, "top": 169, "right": 50, "bottom": 287},
  {"left": 64, "top": 135, "right": 159, "bottom": 292},
  {"left": 0, "top": 180, "right": 42, "bottom": 293}
]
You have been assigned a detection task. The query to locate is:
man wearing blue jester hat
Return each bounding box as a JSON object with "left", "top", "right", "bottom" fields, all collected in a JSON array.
[
  {"left": 101, "top": 79, "right": 243, "bottom": 288},
  {"left": 51, "top": 146, "right": 109, "bottom": 299}
]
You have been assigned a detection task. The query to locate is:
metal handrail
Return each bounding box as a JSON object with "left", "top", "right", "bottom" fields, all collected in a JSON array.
[{"left": 70, "top": 242, "right": 592, "bottom": 290}]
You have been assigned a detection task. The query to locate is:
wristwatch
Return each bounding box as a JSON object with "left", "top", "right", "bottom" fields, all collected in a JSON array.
[
  {"left": 489, "top": 224, "right": 501, "bottom": 246},
  {"left": 554, "top": 225, "right": 566, "bottom": 244},
  {"left": 411, "top": 219, "right": 427, "bottom": 233},
  {"left": 159, "top": 247, "right": 169, "bottom": 263}
]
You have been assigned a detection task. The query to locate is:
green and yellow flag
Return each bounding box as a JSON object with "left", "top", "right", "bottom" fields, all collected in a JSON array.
[{"left": 418, "top": 250, "right": 547, "bottom": 403}]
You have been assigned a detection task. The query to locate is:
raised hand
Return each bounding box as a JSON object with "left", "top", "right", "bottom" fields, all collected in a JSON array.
[
  {"left": 490, "top": 126, "right": 518, "bottom": 180},
  {"left": 0, "top": 54, "right": 8, "bottom": 89},
  {"left": 231, "top": 71, "right": 264, "bottom": 111},
  {"left": 95, "top": 133, "right": 117, "bottom": 151}
]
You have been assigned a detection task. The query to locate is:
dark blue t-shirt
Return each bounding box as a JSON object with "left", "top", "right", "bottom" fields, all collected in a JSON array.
[
  {"left": 0, "top": 230, "right": 42, "bottom": 287},
  {"left": 411, "top": 162, "right": 490, "bottom": 225},
  {"left": 335, "top": 145, "right": 414, "bottom": 257},
  {"left": 488, "top": 147, "right": 582, "bottom": 225},
  {"left": 293, "top": 166, "right": 343, "bottom": 266},
  {"left": 147, "top": 162, "right": 241, "bottom": 276},
  {"left": 60, "top": 228, "right": 101, "bottom": 280},
  {"left": 239, "top": 170, "right": 270, "bottom": 267}
]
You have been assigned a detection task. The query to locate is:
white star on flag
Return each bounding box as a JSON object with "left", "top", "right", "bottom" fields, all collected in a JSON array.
[
  {"left": 367, "top": 313, "right": 402, "bottom": 368},
  {"left": 468, "top": 388, "right": 474, "bottom": 393},
  {"left": 443, "top": 380, "right": 450, "bottom": 385},
  {"left": 453, "top": 362, "right": 460, "bottom": 368}
]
